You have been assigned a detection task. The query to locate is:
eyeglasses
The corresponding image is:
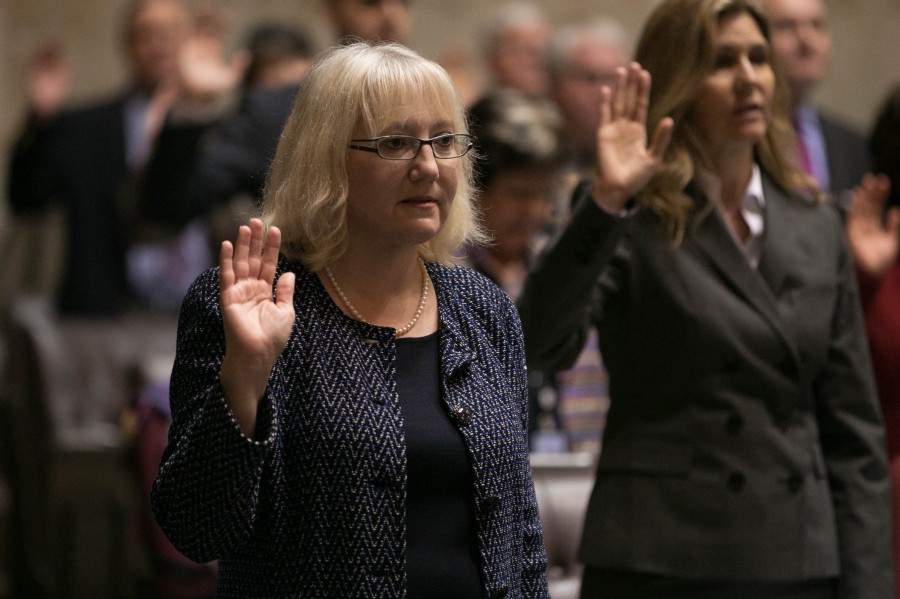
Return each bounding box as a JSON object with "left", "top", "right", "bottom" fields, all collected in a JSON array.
[{"left": 348, "top": 133, "right": 474, "bottom": 160}]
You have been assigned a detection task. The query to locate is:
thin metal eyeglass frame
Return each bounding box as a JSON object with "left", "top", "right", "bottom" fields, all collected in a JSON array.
[{"left": 348, "top": 134, "right": 473, "bottom": 160}]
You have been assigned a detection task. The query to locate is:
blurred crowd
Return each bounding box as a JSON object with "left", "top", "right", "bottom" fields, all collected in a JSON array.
[{"left": 2, "top": 0, "right": 899, "bottom": 597}]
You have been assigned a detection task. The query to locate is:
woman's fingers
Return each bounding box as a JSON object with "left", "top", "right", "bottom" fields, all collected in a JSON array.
[
  {"left": 886, "top": 207, "right": 900, "bottom": 239},
  {"left": 228, "top": 219, "right": 276, "bottom": 283},
  {"left": 232, "top": 224, "right": 251, "bottom": 280},
  {"left": 219, "top": 240, "right": 235, "bottom": 291},
  {"left": 648, "top": 117, "right": 674, "bottom": 162},
  {"left": 247, "top": 218, "right": 264, "bottom": 279},
  {"left": 597, "top": 85, "right": 613, "bottom": 131},
  {"left": 611, "top": 66, "right": 628, "bottom": 119},
  {"left": 622, "top": 63, "right": 642, "bottom": 120},
  {"left": 259, "top": 225, "right": 282, "bottom": 285},
  {"left": 609, "top": 63, "right": 652, "bottom": 123},
  {"left": 597, "top": 63, "right": 651, "bottom": 136},
  {"left": 851, "top": 174, "right": 891, "bottom": 220},
  {"left": 868, "top": 173, "right": 891, "bottom": 208},
  {"left": 275, "top": 271, "right": 296, "bottom": 309},
  {"left": 633, "top": 68, "right": 651, "bottom": 125}
]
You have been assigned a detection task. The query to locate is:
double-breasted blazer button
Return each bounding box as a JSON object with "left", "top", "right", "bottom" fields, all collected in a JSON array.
[
  {"left": 723, "top": 354, "right": 740, "bottom": 373},
  {"left": 725, "top": 414, "right": 743, "bottom": 436},
  {"left": 774, "top": 409, "right": 793, "bottom": 431},
  {"left": 450, "top": 405, "right": 473, "bottom": 427},
  {"left": 787, "top": 474, "right": 803, "bottom": 494},
  {"left": 779, "top": 358, "right": 799, "bottom": 377},
  {"left": 727, "top": 471, "right": 745, "bottom": 492}
]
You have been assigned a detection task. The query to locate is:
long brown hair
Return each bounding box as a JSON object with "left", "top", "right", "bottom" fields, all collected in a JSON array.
[{"left": 634, "top": 0, "right": 817, "bottom": 243}]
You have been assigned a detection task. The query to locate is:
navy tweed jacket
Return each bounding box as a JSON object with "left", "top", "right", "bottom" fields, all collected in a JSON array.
[{"left": 152, "top": 257, "right": 549, "bottom": 598}]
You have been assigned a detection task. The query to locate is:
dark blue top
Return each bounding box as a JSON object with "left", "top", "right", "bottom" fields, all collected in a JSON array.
[{"left": 396, "top": 331, "right": 481, "bottom": 597}]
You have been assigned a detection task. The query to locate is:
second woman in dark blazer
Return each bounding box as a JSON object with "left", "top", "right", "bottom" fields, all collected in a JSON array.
[{"left": 517, "top": 1, "right": 892, "bottom": 597}]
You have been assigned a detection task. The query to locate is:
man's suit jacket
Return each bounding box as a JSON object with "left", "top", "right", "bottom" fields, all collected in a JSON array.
[
  {"left": 145, "top": 83, "right": 298, "bottom": 212},
  {"left": 517, "top": 175, "right": 893, "bottom": 598},
  {"left": 7, "top": 94, "right": 211, "bottom": 315},
  {"left": 821, "top": 111, "right": 870, "bottom": 204}
]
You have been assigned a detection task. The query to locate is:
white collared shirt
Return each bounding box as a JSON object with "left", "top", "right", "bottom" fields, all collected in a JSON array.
[
  {"left": 741, "top": 164, "right": 766, "bottom": 268},
  {"left": 717, "top": 164, "right": 766, "bottom": 268}
]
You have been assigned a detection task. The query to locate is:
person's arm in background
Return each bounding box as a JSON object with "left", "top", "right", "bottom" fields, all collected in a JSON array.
[
  {"left": 7, "top": 40, "right": 72, "bottom": 216},
  {"left": 139, "top": 5, "right": 250, "bottom": 229},
  {"left": 185, "top": 83, "right": 298, "bottom": 208},
  {"left": 846, "top": 173, "right": 899, "bottom": 303}
]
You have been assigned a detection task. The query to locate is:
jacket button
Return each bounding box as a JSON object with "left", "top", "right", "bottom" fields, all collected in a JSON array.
[
  {"left": 727, "top": 471, "right": 745, "bottom": 492},
  {"left": 481, "top": 495, "right": 500, "bottom": 512},
  {"left": 725, "top": 414, "right": 743, "bottom": 436},
  {"left": 787, "top": 474, "right": 803, "bottom": 494},
  {"left": 779, "top": 359, "right": 798, "bottom": 376},
  {"left": 491, "top": 585, "right": 509, "bottom": 598},
  {"left": 451, "top": 405, "right": 473, "bottom": 426},
  {"left": 774, "top": 410, "right": 794, "bottom": 431}
]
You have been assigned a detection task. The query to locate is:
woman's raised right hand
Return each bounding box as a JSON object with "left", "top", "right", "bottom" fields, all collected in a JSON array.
[
  {"left": 592, "top": 62, "right": 673, "bottom": 214},
  {"left": 218, "top": 218, "right": 295, "bottom": 437}
]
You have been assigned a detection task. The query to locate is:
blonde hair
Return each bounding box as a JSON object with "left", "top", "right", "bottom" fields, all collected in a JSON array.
[
  {"left": 261, "top": 42, "right": 487, "bottom": 270},
  {"left": 634, "top": 0, "right": 818, "bottom": 243}
]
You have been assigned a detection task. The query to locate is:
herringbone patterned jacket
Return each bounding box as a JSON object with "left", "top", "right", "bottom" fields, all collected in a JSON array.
[{"left": 152, "top": 257, "right": 549, "bottom": 598}]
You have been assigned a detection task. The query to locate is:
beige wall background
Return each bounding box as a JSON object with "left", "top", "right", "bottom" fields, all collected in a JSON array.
[{"left": 2, "top": 0, "right": 900, "bottom": 237}]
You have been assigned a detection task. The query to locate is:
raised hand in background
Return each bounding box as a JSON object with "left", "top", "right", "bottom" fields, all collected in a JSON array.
[{"left": 846, "top": 173, "right": 900, "bottom": 280}]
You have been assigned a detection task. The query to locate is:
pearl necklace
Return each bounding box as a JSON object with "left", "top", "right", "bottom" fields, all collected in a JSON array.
[{"left": 324, "top": 258, "right": 429, "bottom": 338}]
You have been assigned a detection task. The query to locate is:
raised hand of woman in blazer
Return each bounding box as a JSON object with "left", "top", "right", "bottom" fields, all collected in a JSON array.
[
  {"left": 219, "top": 218, "right": 296, "bottom": 438},
  {"left": 591, "top": 62, "right": 673, "bottom": 214}
]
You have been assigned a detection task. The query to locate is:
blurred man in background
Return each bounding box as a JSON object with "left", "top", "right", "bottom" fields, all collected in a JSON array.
[
  {"left": 482, "top": 2, "right": 552, "bottom": 98},
  {"left": 762, "top": 0, "right": 869, "bottom": 204},
  {"left": 155, "top": 0, "right": 415, "bottom": 213},
  {"left": 7, "top": 0, "right": 244, "bottom": 315},
  {"left": 323, "top": 0, "right": 413, "bottom": 44},
  {"left": 548, "top": 18, "right": 630, "bottom": 190}
]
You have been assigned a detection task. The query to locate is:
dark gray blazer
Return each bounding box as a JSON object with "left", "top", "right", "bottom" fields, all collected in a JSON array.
[{"left": 517, "top": 175, "right": 893, "bottom": 597}]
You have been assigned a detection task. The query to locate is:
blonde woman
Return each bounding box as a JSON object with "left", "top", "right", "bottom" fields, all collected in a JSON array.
[
  {"left": 518, "top": 0, "right": 892, "bottom": 597},
  {"left": 153, "top": 42, "right": 549, "bottom": 598}
]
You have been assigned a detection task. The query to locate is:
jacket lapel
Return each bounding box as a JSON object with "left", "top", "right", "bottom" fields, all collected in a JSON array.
[
  {"left": 756, "top": 176, "right": 798, "bottom": 299},
  {"left": 685, "top": 186, "right": 803, "bottom": 370},
  {"left": 427, "top": 264, "right": 476, "bottom": 381}
]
